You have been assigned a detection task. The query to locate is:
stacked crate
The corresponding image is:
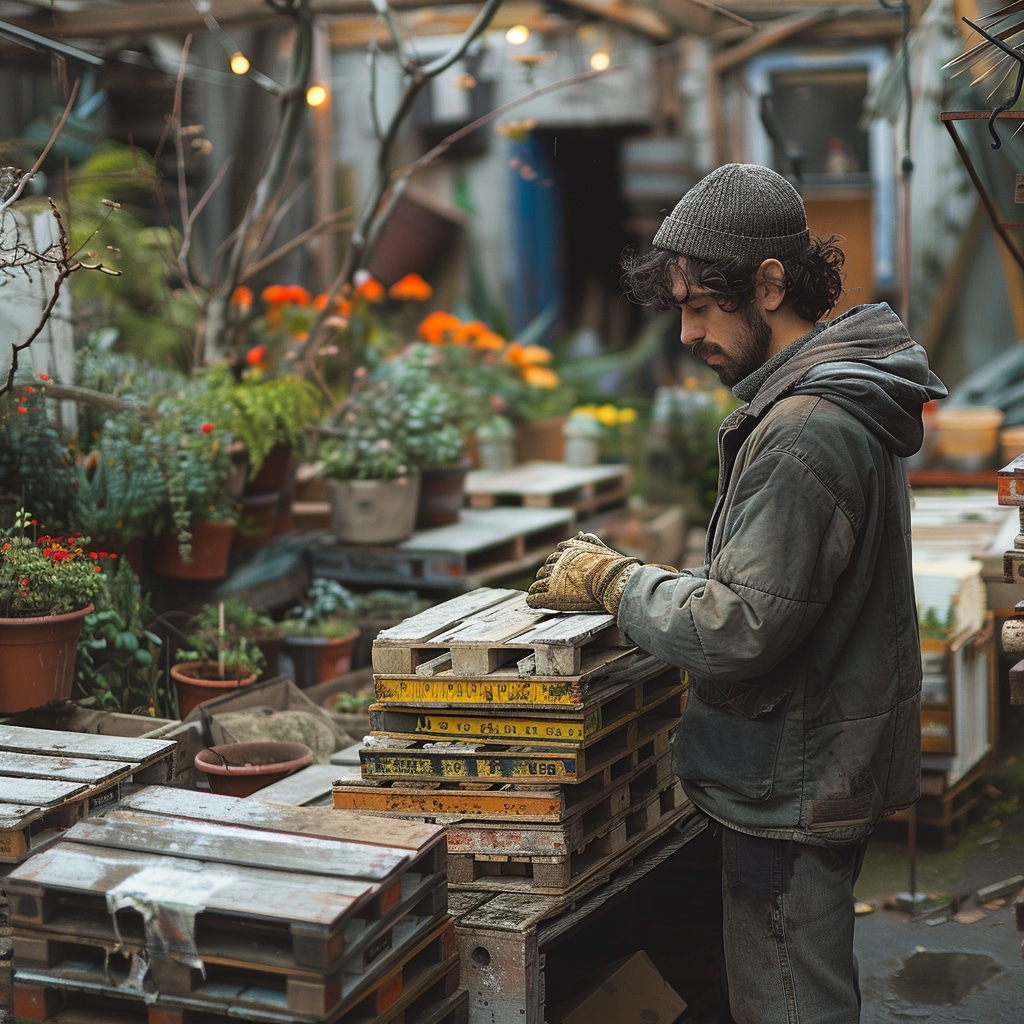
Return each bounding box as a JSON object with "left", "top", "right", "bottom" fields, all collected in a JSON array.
[
  {"left": 4, "top": 786, "right": 467, "bottom": 1024},
  {"left": 332, "top": 588, "right": 695, "bottom": 897}
]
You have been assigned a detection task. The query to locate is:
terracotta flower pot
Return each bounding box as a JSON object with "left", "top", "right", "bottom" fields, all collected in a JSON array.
[
  {"left": 170, "top": 661, "right": 258, "bottom": 718},
  {"left": 194, "top": 740, "right": 313, "bottom": 797},
  {"left": 153, "top": 520, "right": 235, "bottom": 581},
  {"left": 415, "top": 458, "right": 471, "bottom": 529},
  {"left": 0, "top": 604, "right": 93, "bottom": 714},
  {"left": 282, "top": 628, "right": 360, "bottom": 688}
]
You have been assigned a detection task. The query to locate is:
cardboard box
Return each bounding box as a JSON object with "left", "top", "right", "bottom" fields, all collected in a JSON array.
[{"left": 552, "top": 950, "right": 687, "bottom": 1024}]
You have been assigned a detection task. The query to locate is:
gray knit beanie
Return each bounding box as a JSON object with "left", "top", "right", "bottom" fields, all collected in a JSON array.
[{"left": 653, "top": 163, "right": 810, "bottom": 263}]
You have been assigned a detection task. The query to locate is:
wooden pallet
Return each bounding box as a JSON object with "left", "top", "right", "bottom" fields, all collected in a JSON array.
[
  {"left": 0, "top": 726, "right": 178, "bottom": 868},
  {"left": 464, "top": 462, "right": 631, "bottom": 517},
  {"left": 333, "top": 741, "right": 677, "bottom": 824},
  {"left": 359, "top": 708, "right": 679, "bottom": 785},
  {"left": 5, "top": 787, "right": 451, "bottom": 1022},
  {"left": 445, "top": 779, "right": 693, "bottom": 894},
  {"left": 371, "top": 589, "right": 627, "bottom": 677},
  {"left": 881, "top": 758, "right": 991, "bottom": 849},
  {"left": 310, "top": 508, "right": 574, "bottom": 591},
  {"left": 368, "top": 664, "right": 685, "bottom": 746},
  {"left": 12, "top": 917, "right": 464, "bottom": 1024}
]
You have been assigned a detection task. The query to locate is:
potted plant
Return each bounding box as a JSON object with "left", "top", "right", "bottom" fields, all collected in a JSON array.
[
  {"left": 171, "top": 600, "right": 266, "bottom": 717},
  {"left": 0, "top": 507, "right": 108, "bottom": 714},
  {"left": 281, "top": 578, "right": 361, "bottom": 688},
  {"left": 148, "top": 389, "right": 240, "bottom": 579},
  {"left": 316, "top": 370, "right": 421, "bottom": 545},
  {"left": 73, "top": 557, "right": 170, "bottom": 718},
  {"left": 187, "top": 597, "right": 286, "bottom": 680}
]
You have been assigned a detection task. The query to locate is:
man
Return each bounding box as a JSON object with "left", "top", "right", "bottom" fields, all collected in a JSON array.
[{"left": 526, "top": 163, "right": 947, "bottom": 1023}]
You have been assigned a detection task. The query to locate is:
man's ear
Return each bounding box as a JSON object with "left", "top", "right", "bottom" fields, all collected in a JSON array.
[{"left": 755, "top": 259, "right": 786, "bottom": 311}]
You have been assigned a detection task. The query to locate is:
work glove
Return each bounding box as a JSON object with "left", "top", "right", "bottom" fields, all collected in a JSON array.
[{"left": 526, "top": 532, "right": 642, "bottom": 614}]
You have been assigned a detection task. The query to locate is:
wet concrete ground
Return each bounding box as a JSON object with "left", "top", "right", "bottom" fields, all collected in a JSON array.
[{"left": 853, "top": 709, "right": 1024, "bottom": 1023}]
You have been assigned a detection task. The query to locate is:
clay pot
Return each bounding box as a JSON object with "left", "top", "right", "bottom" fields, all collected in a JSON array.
[
  {"left": 0, "top": 604, "right": 93, "bottom": 714},
  {"left": 415, "top": 458, "right": 471, "bottom": 529},
  {"left": 282, "top": 628, "right": 360, "bottom": 688},
  {"left": 194, "top": 740, "right": 313, "bottom": 797},
  {"left": 152, "top": 521, "right": 235, "bottom": 581},
  {"left": 170, "top": 661, "right": 258, "bottom": 718}
]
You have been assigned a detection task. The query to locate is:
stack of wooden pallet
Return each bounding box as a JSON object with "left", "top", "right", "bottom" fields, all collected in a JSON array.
[
  {"left": 332, "top": 588, "right": 696, "bottom": 897},
  {"left": 4, "top": 786, "right": 466, "bottom": 1024},
  {"left": 0, "top": 724, "right": 179, "bottom": 872}
]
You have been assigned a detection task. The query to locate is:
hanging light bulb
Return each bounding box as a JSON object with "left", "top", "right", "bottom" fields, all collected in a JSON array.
[
  {"left": 229, "top": 51, "right": 250, "bottom": 75},
  {"left": 305, "top": 84, "right": 328, "bottom": 108},
  {"left": 506, "top": 24, "right": 530, "bottom": 46},
  {"left": 589, "top": 49, "right": 611, "bottom": 72}
]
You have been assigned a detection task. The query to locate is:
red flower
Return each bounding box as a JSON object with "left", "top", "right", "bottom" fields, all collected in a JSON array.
[
  {"left": 37, "top": 372, "right": 49, "bottom": 381},
  {"left": 245, "top": 345, "right": 268, "bottom": 366},
  {"left": 201, "top": 422, "right": 214, "bottom": 434}
]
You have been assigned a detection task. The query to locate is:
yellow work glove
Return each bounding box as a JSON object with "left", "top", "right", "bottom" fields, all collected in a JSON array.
[{"left": 526, "top": 532, "right": 642, "bottom": 614}]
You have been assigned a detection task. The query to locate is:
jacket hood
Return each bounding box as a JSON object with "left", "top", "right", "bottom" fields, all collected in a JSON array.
[{"left": 744, "top": 303, "right": 947, "bottom": 458}]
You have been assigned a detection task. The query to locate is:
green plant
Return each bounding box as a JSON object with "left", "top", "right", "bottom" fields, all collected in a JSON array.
[
  {"left": 150, "top": 388, "right": 239, "bottom": 559},
  {"left": 0, "top": 380, "right": 78, "bottom": 532},
  {"left": 283, "top": 578, "right": 359, "bottom": 638},
  {"left": 174, "top": 600, "right": 267, "bottom": 678},
  {"left": 75, "top": 411, "right": 169, "bottom": 544},
  {"left": 0, "top": 508, "right": 107, "bottom": 617},
  {"left": 196, "top": 364, "right": 324, "bottom": 479},
  {"left": 73, "top": 558, "right": 169, "bottom": 717}
]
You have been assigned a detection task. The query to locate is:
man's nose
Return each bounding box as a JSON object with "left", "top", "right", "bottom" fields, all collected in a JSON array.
[{"left": 679, "top": 311, "right": 702, "bottom": 347}]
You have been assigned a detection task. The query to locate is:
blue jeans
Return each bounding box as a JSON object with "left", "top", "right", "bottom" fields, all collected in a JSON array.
[{"left": 720, "top": 826, "right": 869, "bottom": 1024}]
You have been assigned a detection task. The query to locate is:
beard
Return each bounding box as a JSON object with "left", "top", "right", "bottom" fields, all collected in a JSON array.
[{"left": 692, "top": 304, "right": 773, "bottom": 387}]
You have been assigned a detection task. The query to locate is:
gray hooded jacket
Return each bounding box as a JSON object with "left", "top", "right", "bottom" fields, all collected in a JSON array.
[{"left": 617, "top": 303, "right": 947, "bottom": 845}]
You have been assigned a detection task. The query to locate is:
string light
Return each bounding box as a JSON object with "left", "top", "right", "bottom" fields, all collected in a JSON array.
[
  {"left": 589, "top": 49, "right": 611, "bottom": 72},
  {"left": 505, "top": 25, "right": 530, "bottom": 46},
  {"left": 229, "top": 51, "right": 250, "bottom": 75},
  {"left": 305, "top": 84, "right": 328, "bottom": 107}
]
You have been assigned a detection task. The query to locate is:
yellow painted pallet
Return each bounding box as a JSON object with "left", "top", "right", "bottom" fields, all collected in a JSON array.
[
  {"left": 334, "top": 732, "right": 677, "bottom": 824},
  {"left": 371, "top": 588, "right": 629, "bottom": 677},
  {"left": 373, "top": 646, "right": 659, "bottom": 710},
  {"left": 368, "top": 665, "right": 685, "bottom": 746},
  {"left": 359, "top": 705, "right": 678, "bottom": 785}
]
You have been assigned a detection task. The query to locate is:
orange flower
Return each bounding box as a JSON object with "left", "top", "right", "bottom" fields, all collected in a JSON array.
[
  {"left": 418, "top": 310, "right": 462, "bottom": 345},
  {"left": 261, "top": 284, "right": 290, "bottom": 305},
  {"left": 522, "top": 364, "right": 561, "bottom": 388},
  {"left": 245, "top": 345, "right": 268, "bottom": 366},
  {"left": 471, "top": 328, "right": 506, "bottom": 352},
  {"left": 505, "top": 342, "right": 553, "bottom": 367},
  {"left": 388, "top": 273, "right": 433, "bottom": 301},
  {"left": 355, "top": 275, "right": 385, "bottom": 302},
  {"left": 230, "top": 285, "right": 253, "bottom": 308},
  {"left": 314, "top": 293, "right": 330, "bottom": 311},
  {"left": 285, "top": 285, "right": 312, "bottom": 305}
]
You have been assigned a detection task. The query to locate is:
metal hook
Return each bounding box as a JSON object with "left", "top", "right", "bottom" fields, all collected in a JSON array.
[{"left": 962, "top": 16, "right": 1024, "bottom": 149}]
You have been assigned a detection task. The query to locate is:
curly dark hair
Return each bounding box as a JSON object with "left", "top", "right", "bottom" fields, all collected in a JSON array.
[{"left": 620, "top": 236, "right": 846, "bottom": 323}]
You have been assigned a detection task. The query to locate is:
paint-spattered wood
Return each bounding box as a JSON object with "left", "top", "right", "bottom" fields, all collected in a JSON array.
[
  {"left": 368, "top": 664, "right": 685, "bottom": 745},
  {"left": 115, "top": 783, "right": 444, "bottom": 852}
]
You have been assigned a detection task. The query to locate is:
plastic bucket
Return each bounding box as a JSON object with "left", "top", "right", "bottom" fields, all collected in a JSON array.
[{"left": 933, "top": 406, "right": 1003, "bottom": 465}]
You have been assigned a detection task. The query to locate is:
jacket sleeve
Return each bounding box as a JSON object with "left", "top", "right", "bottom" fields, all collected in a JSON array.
[{"left": 617, "top": 445, "right": 860, "bottom": 682}]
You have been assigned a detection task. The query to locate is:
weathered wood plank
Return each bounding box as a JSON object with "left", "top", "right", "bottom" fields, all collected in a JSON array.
[
  {"left": 0, "top": 724, "right": 175, "bottom": 765},
  {"left": 115, "top": 785, "right": 444, "bottom": 851},
  {"left": 0, "top": 751, "right": 135, "bottom": 784},
  {"left": 62, "top": 812, "right": 416, "bottom": 882}
]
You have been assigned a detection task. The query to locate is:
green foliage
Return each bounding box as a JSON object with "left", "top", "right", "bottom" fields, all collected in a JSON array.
[
  {"left": 174, "top": 604, "right": 267, "bottom": 677},
  {"left": 73, "top": 558, "right": 169, "bottom": 717},
  {"left": 0, "top": 508, "right": 106, "bottom": 617},
  {"left": 284, "top": 578, "right": 359, "bottom": 637},
  {"left": 318, "top": 343, "right": 467, "bottom": 480},
  {"left": 195, "top": 365, "right": 324, "bottom": 477},
  {"left": 0, "top": 384, "right": 77, "bottom": 533}
]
